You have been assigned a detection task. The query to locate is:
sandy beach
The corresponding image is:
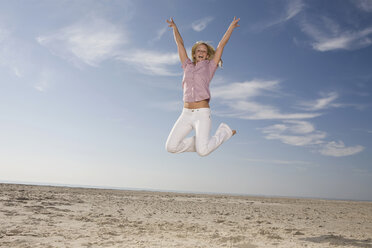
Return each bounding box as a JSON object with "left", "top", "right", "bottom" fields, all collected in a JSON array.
[{"left": 0, "top": 183, "right": 371, "bottom": 248}]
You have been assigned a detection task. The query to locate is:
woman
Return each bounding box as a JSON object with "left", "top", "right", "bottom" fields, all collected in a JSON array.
[{"left": 165, "top": 17, "right": 240, "bottom": 157}]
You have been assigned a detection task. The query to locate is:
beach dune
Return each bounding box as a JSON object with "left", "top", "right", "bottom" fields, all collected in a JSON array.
[{"left": 0, "top": 183, "right": 371, "bottom": 247}]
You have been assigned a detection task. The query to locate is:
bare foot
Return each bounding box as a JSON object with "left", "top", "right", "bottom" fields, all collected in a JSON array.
[{"left": 232, "top": 130, "right": 237, "bottom": 136}]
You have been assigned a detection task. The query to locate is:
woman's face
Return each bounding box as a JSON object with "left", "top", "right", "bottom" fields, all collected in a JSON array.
[{"left": 194, "top": 44, "right": 209, "bottom": 63}]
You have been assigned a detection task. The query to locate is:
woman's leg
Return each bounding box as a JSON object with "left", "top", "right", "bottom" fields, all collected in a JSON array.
[
  {"left": 194, "top": 109, "right": 233, "bottom": 157},
  {"left": 165, "top": 110, "right": 196, "bottom": 153}
]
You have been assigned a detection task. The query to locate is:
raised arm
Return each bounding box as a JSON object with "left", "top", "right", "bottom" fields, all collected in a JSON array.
[
  {"left": 166, "top": 18, "right": 188, "bottom": 64},
  {"left": 213, "top": 17, "right": 240, "bottom": 66}
]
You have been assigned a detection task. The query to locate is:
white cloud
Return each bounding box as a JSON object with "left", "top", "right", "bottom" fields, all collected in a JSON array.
[
  {"left": 117, "top": 49, "right": 180, "bottom": 76},
  {"left": 37, "top": 17, "right": 127, "bottom": 67},
  {"left": 299, "top": 92, "right": 339, "bottom": 111},
  {"left": 0, "top": 27, "right": 24, "bottom": 78},
  {"left": 149, "top": 27, "right": 168, "bottom": 45},
  {"left": 315, "top": 28, "right": 372, "bottom": 51},
  {"left": 192, "top": 17, "right": 214, "bottom": 32},
  {"left": 300, "top": 18, "right": 372, "bottom": 51},
  {"left": 212, "top": 80, "right": 321, "bottom": 120},
  {"left": 299, "top": 92, "right": 367, "bottom": 111},
  {"left": 261, "top": 121, "right": 326, "bottom": 146},
  {"left": 261, "top": 121, "right": 364, "bottom": 157},
  {"left": 221, "top": 100, "right": 321, "bottom": 120},
  {"left": 37, "top": 17, "right": 180, "bottom": 75},
  {"left": 285, "top": 0, "right": 305, "bottom": 21},
  {"left": 211, "top": 79, "right": 363, "bottom": 157},
  {"left": 0, "top": 26, "right": 57, "bottom": 92},
  {"left": 253, "top": 0, "right": 304, "bottom": 30},
  {"left": 285, "top": 120, "right": 315, "bottom": 134},
  {"left": 155, "top": 27, "right": 167, "bottom": 41},
  {"left": 265, "top": 132, "right": 326, "bottom": 146},
  {"left": 354, "top": 0, "right": 372, "bottom": 12},
  {"left": 320, "top": 141, "right": 365, "bottom": 157},
  {"left": 212, "top": 80, "right": 279, "bottom": 100}
]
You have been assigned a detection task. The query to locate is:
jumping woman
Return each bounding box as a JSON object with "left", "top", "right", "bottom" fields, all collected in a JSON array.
[{"left": 165, "top": 17, "right": 240, "bottom": 157}]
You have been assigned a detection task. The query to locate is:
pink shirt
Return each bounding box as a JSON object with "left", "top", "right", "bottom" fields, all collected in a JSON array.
[{"left": 181, "top": 58, "right": 218, "bottom": 103}]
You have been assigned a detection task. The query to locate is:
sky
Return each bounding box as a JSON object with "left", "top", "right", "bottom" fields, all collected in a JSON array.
[{"left": 1, "top": 0, "right": 371, "bottom": 201}]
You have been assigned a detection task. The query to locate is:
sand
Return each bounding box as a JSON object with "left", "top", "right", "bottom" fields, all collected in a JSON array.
[{"left": 0, "top": 183, "right": 371, "bottom": 248}]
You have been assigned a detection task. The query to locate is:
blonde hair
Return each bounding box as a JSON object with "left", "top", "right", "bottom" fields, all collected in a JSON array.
[{"left": 191, "top": 41, "right": 223, "bottom": 67}]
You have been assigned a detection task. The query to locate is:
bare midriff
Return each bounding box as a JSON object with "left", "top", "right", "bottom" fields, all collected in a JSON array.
[{"left": 184, "top": 99, "right": 210, "bottom": 109}]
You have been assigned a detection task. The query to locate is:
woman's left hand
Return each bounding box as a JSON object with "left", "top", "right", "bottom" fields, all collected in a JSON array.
[{"left": 230, "top": 17, "right": 240, "bottom": 29}]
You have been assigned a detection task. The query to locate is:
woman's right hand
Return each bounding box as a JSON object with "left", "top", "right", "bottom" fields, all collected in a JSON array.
[{"left": 166, "top": 17, "right": 176, "bottom": 28}]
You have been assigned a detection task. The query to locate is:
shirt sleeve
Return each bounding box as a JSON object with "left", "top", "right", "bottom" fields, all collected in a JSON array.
[
  {"left": 209, "top": 59, "right": 218, "bottom": 77},
  {"left": 181, "top": 58, "right": 193, "bottom": 70}
]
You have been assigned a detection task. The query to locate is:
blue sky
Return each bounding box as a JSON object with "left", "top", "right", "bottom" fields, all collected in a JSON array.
[{"left": 1, "top": 0, "right": 371, "bottom": 201}]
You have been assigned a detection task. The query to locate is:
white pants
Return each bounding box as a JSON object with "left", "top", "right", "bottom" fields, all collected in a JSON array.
[{"left": 165, "top": 108, "right": 233, "bottom": 157}]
